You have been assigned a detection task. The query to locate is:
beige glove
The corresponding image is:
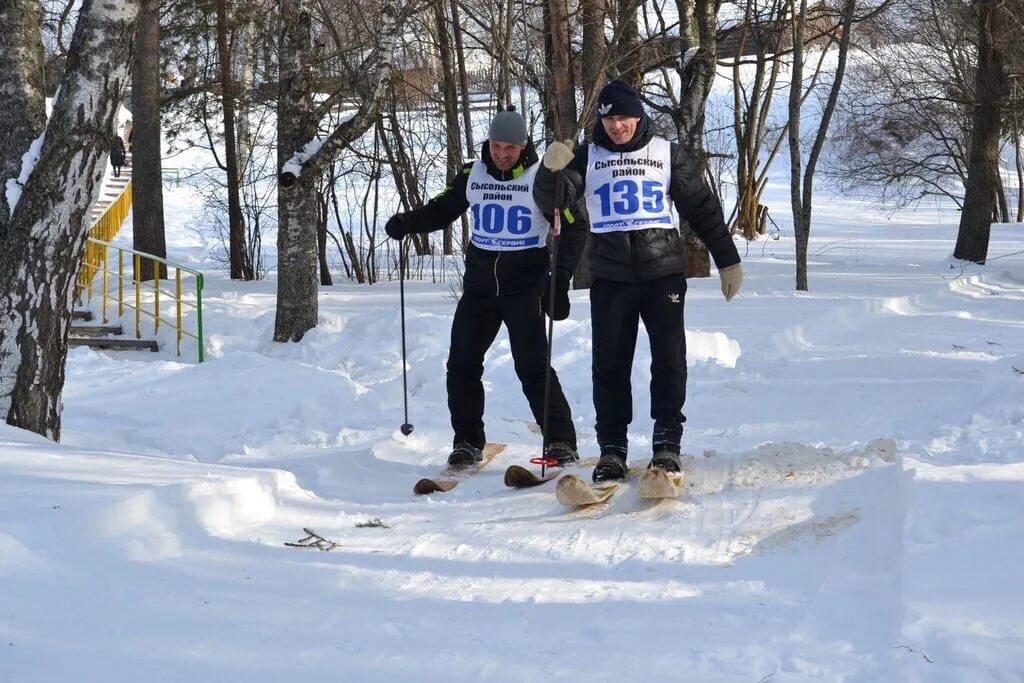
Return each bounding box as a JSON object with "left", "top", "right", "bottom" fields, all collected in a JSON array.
[
  {"left": 542, "top": 139, "right": 575, "bottom": 171},
  {"left": 719, "top": 263, "right": 743, "bottom": 302}
]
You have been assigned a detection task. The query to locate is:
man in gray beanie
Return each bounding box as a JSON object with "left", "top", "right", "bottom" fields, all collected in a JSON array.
[
  {"left": 488, "top": 110, "right": 529, "bottom": 146},
  {"left": 385, "top": 109, "right": 588, "bottom": 469},
  {"left": 534, "top": 79, "right": 743, "bottom": 483}
]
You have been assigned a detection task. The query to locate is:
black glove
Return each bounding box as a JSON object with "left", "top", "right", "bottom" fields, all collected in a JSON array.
[
  {"left": 385, "top": 212, "right": 413, "bottom": 240},
  {"left": 540, "top": 271, "right": 571, "bottom": 321}
]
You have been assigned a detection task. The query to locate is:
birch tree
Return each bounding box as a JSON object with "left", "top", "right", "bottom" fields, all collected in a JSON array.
[
  {"left": 274, "top": 0, "right": 415, "bottom": 342},
  {"left": 0, "top": 0, "right": 46, "bottom": 234},
  {"left": 0, "top": 0, "right": 139, "bottom": 439}
]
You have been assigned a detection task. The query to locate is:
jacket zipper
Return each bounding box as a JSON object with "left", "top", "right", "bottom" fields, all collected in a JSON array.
[{"left": 493, "top": 252, "right": 501, "bottom": 296}]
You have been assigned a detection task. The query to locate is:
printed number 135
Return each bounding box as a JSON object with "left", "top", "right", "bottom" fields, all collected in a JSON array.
[{"left": 594, "top": 179, "right": 664, "bottom": 217}]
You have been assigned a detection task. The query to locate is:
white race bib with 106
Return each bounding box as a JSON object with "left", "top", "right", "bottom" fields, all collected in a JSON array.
[
  {"left": 465, "top": 161, "right": 548, "bottom": 251},
  {"left": 584, "top": 137, "right": 673, "bottom": 233}
]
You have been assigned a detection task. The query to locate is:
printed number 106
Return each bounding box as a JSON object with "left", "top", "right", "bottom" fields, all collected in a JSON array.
[{"left": 472, "top": 204, "right": 532, "bottom": 234}]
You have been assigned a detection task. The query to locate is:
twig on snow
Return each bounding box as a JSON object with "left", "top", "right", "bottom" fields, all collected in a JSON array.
[{"left": 284, "top": 527, "right": 341, "bottom": 551}]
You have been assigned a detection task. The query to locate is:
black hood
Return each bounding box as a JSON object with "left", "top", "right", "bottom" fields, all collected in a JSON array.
[
  {"left": 591, "top": 112, "right": 654, "bottom": 153},
  {"left": 479, "top": 138, "right": 540, "bottom": 180}
]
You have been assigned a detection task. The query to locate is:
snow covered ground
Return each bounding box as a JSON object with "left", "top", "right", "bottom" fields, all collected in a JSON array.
[
  {"left": 4, "top": 78, "right": 1024, "bottom": 678},
  {"left": 2, "top": 188, "right": 1022, "bottom": 681}
]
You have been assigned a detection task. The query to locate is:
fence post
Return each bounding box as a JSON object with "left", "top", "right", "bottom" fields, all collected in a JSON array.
[{"left": 175, "top": 268, "right": 183, "bottom": 357}]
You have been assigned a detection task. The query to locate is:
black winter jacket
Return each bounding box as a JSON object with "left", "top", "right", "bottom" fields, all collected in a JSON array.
[
  {"left": 401, "top": 140, "right": 587, "bottom": 296},
  {"left": 534, "top": 115, "right": 740, "bottom": 283}
]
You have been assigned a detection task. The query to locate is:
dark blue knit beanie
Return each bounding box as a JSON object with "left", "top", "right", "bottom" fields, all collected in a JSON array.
[{"left": 596, "top": 79, "right": 644, "bottom": 119}]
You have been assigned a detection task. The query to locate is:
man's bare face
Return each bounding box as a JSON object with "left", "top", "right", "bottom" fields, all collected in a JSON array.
[
  {"left": 601, "top": 115, "right": 640, "bottom": 145},
  {"left": 489, "top": 140, "right": 525, "bottom": 171}
]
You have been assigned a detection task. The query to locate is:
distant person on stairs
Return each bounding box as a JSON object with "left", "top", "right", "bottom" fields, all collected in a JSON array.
[
  {"left": 110, "top": 135, "right": 127, "bottom": 178},
  {"left": 384, "top": 108, "right": 587, "bottom": 469}
]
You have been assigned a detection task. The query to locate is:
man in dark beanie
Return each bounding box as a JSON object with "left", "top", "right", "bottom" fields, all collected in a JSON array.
[
  {"left": 534, "top": 79, "right": 743, "bottom": 482},
  {"left": 385, "top": 109, "right": 588, "bottom": 468}
]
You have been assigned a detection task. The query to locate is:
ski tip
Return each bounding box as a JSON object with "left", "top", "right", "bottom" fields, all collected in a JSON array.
[
  {"left": 637, "top": 468, "right": 682, "bottom": 499},
  {"left": 555, "top": 474, "right": 618, "bottom": 507},
  {"left": 504, "top": 464, "right": 557, "bottom": 488},
  {"left": 413, "top": 478, "right": 459, "bottom": 495}
]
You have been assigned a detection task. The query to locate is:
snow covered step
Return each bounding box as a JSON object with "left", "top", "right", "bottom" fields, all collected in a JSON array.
[
  {"left": 68, "top": 337, "right": 158, "bottom": 352},
  {"left": 69, "top": 324, "right": 124, "bottom": 336}
]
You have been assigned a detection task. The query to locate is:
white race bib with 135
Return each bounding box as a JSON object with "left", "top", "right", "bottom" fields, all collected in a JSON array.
[{"left": 584, "top": 137, "right": 673, "bottom": 233}]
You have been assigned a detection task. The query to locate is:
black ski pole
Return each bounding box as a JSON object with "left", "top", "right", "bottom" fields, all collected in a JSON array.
[
  {"left": 399, "top": 239, "right": 414, "bottom": 436},
  {"left": 539, "top": 171, "right": 565, "bottom": 478}
]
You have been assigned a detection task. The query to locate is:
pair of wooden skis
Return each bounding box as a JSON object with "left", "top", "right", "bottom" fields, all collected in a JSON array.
[{"left": 413, "top": 443, "right": 682, "bottom": 507}]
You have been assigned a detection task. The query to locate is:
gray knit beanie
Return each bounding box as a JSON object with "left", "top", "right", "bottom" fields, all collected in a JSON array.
[{"left": 488, "top": 109, "right": 528, "bottom": 146}]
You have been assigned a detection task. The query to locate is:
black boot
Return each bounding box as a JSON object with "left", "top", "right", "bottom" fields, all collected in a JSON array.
[
  {"left": 544, "top": 441, "right": 579, "bottom": 466},
  {"left": 592, "top": 450, "right": 628, "bottom": 482},
  {"left": 448, "top": 442, "right": 483, "bottom": 468},
  {"left": 650, "top": 449, "right": 682, "bottom": 472}
]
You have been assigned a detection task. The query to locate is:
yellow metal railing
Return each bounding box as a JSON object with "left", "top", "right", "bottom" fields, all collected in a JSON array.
[
  {"left": 77, "top": 179, "right": 134, "bottom": 295},
  {"left": 75, "top": 179, "right": 206, "bottom": 362}
]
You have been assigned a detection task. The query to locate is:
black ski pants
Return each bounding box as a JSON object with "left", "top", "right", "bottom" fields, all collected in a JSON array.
[
  {"left": 590, "top": 274, "right": 687, "bottom": 454},
  {"left": 447, "top": 289, "right": 576, "bottom": 450}
]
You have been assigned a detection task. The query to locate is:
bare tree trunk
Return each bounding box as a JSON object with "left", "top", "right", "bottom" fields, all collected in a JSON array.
[
  {"left": 995, "top": 182, "right": 1008, "bottom": 223},
  {"left": 434, "top": 0, "right": 462, "bottom": 255},
  {"left": 789, "top": 0, "right": 856, "bottom": 290},
  {"left": 451, "top": 0, "right": 475, "bottom": 158},
  {"left": 495, "top": 0, "right": 514, "bottom": 107},
  {"left": 0, "top": 0, "right": 45, "bottom": 235},
  {"left": 234, "top": 5, "right": 255, "bottom": 178},
  {"left": 677, "top": 0, "right": 720, "bottom": 278},
  {"left": 275, "top": 0, "right": 407, "bottom": 342},
  {"left": 216, "top": 0, "right": 252, "bottom": 280},
  {"left": 234, "top": 3, "right": 260, "bottom": 271},
  {"left": 1015, "top": 131, "right": 1023, "bottom": 222},
  {"left": 676, "top": 0, "right": 717, "bottom": 157},
  {"left": 131, "top": 0, "right": 167, "bottom": 282},
  {"left": 276, "top": 0, "right": 321, "bottom": 342},
  {"left": 788, "top": 0, "right": 810, "bottom": 290},
  {"left": 955, "top": 0, "right": 1007, "bottom": 263},
  {"left": 543, "top": 0, "right": 577, "bottom": 140},
  {"left": 614, "top": 0, "right": 641, "bottom": 85},
  {"left": 580, "top": 0, "right": 607, "bottom": 139},
  {"left": 451, "top": 0, "right": 474, "bottom": 248},
  {"left": 316, "top": 182, "right": 332, "bottom": 285},
  {"left": 0, "top": 0, "right": 138, "bottom": 439},
  {"left": 574, "top": 0, "right": 608, "bottom": 288}
]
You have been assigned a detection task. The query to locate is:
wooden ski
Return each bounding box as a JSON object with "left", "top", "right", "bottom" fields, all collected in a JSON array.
[
  {"left": 503, "top": 457, "right": 599, "bottom": 489},
  {"left": 413, "top": 442, "right": 507, "bottom": 494},
  {"left": 555, "top": 475, "right": 620, "bottom": 506},
  {"left": 554, "top": 460, "right": 648, "bottom": 508},
  {"left": 637, "top": 467, "right": 684, "bottom": 499}
]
